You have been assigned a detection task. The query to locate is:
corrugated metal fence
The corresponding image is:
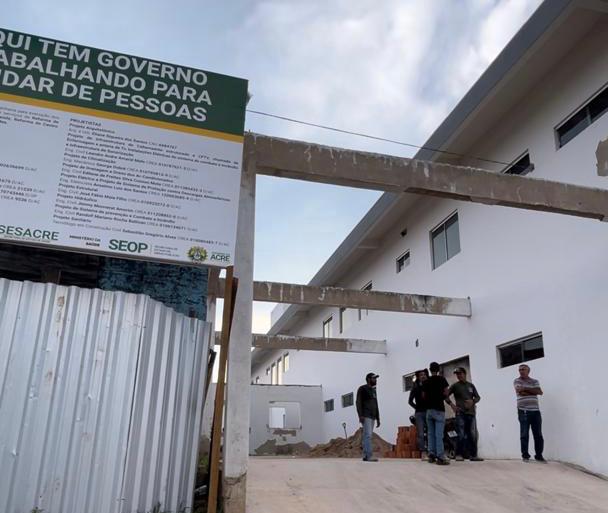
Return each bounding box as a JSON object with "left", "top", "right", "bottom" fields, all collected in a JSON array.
[{"left": 0, "top": 278, "right": 211, "bottom": 513}]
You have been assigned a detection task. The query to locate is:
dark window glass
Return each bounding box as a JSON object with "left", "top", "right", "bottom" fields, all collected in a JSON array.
[
  {"left": 396, "top": 252, "right": 410, "bottom": 273},
  {"left": 499, "top": 344, "right": 522, "bottom": 368},
  {"left": 445, "top": 214, "right": 461, "bottom": 260},
  {"left": 432, "top": 213, "right": 460, "bottom": 269},
  {"left": 523, "top": 335, "right": 545, "bottom": 362},
  {"left": 402, "top": 374, "right": 415, "bottom": 392},
  {"left": 589, "top": 87, "right": 608, "bottom": 122},
  {"left": 324, "top": 399, "right": 334, "bottom": 412},
  {"left": 431, "top": 225, "right": 447, "bottom": 269},
  {"left": 341, "top": 392, "right": 354, "bottom": 408},
  {"left": 498, "top": 333, "right": 544, "bottom": 368},
  {"left": 558, "top": 108, "right": 589, "bottom": 147},
  {"left": 504, "top": 153, "right": 532, "bottom": 175}
]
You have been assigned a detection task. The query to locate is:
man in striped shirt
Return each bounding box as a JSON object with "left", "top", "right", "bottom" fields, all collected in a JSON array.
[{"left": 514, "top": 364, "right": 546, "bottom": 463}]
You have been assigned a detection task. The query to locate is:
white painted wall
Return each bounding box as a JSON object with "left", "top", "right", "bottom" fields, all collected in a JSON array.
[
  {"left": 249, "top": 385, "right": 323, "bottom": 455},
  {"left": 253, "top": 22, "right": 608, "bottom": 476}
]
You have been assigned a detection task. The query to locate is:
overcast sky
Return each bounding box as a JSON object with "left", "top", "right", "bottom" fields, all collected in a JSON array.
[{"left": 4, "top": 0, "right": 542, "bottom": 332}]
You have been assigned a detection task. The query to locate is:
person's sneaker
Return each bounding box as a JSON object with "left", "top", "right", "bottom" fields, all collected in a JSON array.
[
  {"left": 363, "top": 457, "right": 379, "bottom": 462},
  {"left": 420, "top": 451, "right": 428, "bottom": 461},
  {"left": 534, "top": 456, "right": 547, "bottom": 464},
  {"left": 427, "top": 454, "right": 437, "bottom": 463},
  {"left": 436, "top": 458, "right": 450, "bottom": 466},
  {"left": 455, "top": 455, "right": 465, "bottom": 462},
  {"left": 522, "top": 457, "right": 531, "bottom": 462},
  {"left": 469, "top": 457, "right": 484, "bottom": 462}
]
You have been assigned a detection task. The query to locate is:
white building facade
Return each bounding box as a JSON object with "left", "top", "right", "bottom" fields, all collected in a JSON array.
[{"left": 251, "top": 1, "right": 608, "bottom": 477}]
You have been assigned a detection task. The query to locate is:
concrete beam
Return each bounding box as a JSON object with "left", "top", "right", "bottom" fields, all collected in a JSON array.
[
  {"left": 217, "top": 279, "right": 471, "bottom": 317},
  {"left": 215, "top": 332, "right": 387, "bottom": 354},
  {"left": 246, "top": 133, "right": 608, "bottom": 221}
]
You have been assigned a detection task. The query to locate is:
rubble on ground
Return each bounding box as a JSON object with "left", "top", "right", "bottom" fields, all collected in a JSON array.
[{"left": 308, "top": 428, "right": 392, "bottom": 458}]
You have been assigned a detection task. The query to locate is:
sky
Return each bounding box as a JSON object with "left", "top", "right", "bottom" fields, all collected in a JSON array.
[{"left": 3, "top": 0, "right": 543, "bottom": 333}]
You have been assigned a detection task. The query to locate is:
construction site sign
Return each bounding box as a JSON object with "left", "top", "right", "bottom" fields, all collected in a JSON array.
[{"left": 0, "top": 28, "right": 247, "bottom": 267}]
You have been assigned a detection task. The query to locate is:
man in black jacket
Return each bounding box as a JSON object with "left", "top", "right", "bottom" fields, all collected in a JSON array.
[
  {"left": 356, "top": 372, "right": 380, "bottom": 462},
  {"left": 408, "top": 369, "right": 429, "bottom": 459}
]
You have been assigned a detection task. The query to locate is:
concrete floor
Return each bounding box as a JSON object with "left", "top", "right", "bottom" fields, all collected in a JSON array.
[{"left": 247, "top": 458, "right": 608, "bottom": 513}]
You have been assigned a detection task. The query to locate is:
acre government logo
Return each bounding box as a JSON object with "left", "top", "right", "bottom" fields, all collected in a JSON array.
[{"left": 187, "top": 246, "right": 208, "bottom": 263}]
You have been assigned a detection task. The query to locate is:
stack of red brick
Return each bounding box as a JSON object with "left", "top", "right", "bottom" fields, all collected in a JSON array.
[{"left": 384, "top": 425, "right": 421, "bottom": 459}]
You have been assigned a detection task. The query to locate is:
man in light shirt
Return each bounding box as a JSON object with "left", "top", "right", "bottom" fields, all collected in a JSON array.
[{"left": 513, "top": 364, "right": 546, "bottom": 463}]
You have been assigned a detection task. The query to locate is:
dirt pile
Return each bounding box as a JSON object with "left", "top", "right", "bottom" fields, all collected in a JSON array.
[
  {"left": 308, "top": 428, "right": 392, "bottom": 458},
  {"left": 254, "top": 439, "right": 311, "bottom": 456}
]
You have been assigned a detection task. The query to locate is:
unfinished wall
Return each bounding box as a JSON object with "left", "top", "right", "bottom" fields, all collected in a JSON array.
[
  {"left": 249, "top": 385, "right": 323, "bottom": 455},
  {"left": 253, "top": 19, "right": 608, "bottom": 476}
]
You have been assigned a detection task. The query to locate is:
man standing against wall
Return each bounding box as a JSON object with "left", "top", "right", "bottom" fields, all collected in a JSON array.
[
  {"left": 446, "top": 367, "right": 484, "bottom": 462},
  {"left": 514, "top": 364, "right": 546, "bottom": 462},
  {"left": 408, "top": 369, "right": 428, "bottom": 460},
  {"left": 357, "top": 372, "right": 380, "bottom": 462},
  {"left": 422, "top": 362, "right": 450, "bottom": 465}
]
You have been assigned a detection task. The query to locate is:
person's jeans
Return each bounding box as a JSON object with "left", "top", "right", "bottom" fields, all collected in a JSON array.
[
  {"left": 362, "top": 417, "right": 374, "bottom": 460},
  {"left": 426, "top": 409, "right": 446, "bottom": 459},
  {"left": 518, "top": 409, "right": 544, "bottom": 459},
  {"left": 415, "top": 411, "right": 427, "bottom": 452},
  {"left": 455, "top": 413, "right": 478, "bottom": 458}
]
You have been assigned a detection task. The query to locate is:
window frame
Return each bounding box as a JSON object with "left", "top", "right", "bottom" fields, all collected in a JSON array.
[
  {"left": 283, "top": 353, "right": 290, "bottom": 372},
  {"left": 277, "top": 357, "right": 283, "bottom": 385},
  {"left": 402, "top": 372, "right": 416, "bottom": 392},
  {"left": 503, "top": 152, "right": 534, "bottom": 176},
  {"left": 497, "top": 332, "right": 545, "bottom": 368},
  {"left": 430, "top": 211, "right": 460, "bottom": 270},
  {"left": 322, "top": 315, "right": 333, "bottom": 338},
  {"left": 339, "top": 307, "right": 346, "bottom": 334},
  {"left": 555, "top": 83, "right": 608, "bottom": 148},
  {"left": 270, "top": 362, "right": 277, "bottom": 385},
  {"left": 324, "top": 399, "right": 334, "bottom": 413},
  {"left": 358, "top": 281, "right": 372, "bottom": 320},
  {"left": 396, "top": 250, "right": 411, "bottom": 273},
  {"left": 341, "top": 392, "right": 354, "bottom": 408}
]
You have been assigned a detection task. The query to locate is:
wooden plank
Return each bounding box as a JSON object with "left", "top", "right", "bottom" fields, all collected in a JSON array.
[{"left": 207, "top": 267, "right": 238, "bottom": 513}]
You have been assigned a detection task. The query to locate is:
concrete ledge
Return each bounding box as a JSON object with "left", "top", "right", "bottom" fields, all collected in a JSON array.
[
  {"left": 216, "top": 333, "right": 388, "bottom": 354},
  {"left": 217, "top": 279, "right": 472, "bottom": 317}
]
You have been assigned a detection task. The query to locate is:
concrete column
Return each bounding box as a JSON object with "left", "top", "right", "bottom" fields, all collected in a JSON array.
[{"left": 222, "top": 152, "right": 256, "bottom": 512}]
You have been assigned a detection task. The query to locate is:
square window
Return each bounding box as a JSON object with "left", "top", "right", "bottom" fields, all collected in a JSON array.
[
  {"left": 498, "top": 333, "right": 544, "bottom": 368},
  {"left": 324, "top": 399, "right": 334, "bottom": 412},
  {"left": 431, "top": 213, "right": 459, "bottom": 269},
  {"left": 341, "top": 392, "right": 354, "bottom": 408}
]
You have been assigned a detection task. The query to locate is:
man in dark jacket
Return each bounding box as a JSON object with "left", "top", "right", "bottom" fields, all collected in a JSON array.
[
  {"left": 408, "top": 369, "right": 428, "bottom": 459},
  {"left": 422, "top": 362, "right": 450, "bottom": 465},
  {"left": 356, "top": 372, "right": 380, "bottom": 462}
]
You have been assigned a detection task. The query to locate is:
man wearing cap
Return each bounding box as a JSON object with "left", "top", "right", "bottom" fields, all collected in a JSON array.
[
  {"left": 356, "top": 373, "right": 380, "bottom": 462},
  {"left": 446, "top": 367, "right": 483, "bottom": 462}
]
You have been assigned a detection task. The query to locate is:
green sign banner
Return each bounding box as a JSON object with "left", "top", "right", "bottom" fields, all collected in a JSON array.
[{"left": 0, "top": 28, "right": 248, "bottom": 137}]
